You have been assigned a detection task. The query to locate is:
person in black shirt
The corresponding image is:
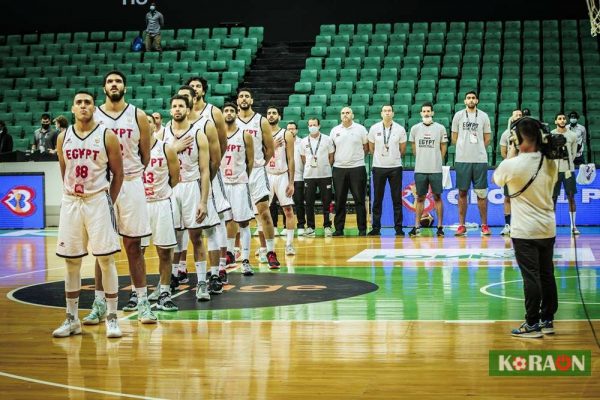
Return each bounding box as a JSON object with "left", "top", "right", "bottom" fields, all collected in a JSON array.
[{"left": 0, "top": 121, "right": 13, "bottom": 153}]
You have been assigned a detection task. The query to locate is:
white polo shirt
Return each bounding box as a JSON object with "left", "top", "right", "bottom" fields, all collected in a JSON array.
[
  {"left": 331, "top": 122, "right": 368, "bottom": 168},
  {"left": 367, "top": 121, "right": 407, "bottom": 168},
  {"left": 300, "top": 133, "right": 335, "bottom": 179}
]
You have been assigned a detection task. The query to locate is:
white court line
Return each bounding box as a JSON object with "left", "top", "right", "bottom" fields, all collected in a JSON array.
[
  {"left": 0, "top": 370, "right": 167, "bottom": 400},
  {"left": 0, "top": 266, "right": 64, "bottom": 280}
]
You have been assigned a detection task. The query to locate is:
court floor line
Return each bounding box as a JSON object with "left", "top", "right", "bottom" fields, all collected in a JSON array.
[{"left": 0, "top": 370, "right": 167, "bottom": 400}]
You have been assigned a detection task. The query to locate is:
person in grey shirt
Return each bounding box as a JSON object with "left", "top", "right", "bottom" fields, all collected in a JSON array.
[
  {"left": 145, "top": 2, "right": 164, "bottom": 52},
  {"left": 567, "top": 111, "right": 587, "bottom": 166}
]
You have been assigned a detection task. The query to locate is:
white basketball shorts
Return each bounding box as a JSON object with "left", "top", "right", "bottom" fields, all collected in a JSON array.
[
  {"left": 141, "top": 198, "right": 177, "bottom": 248},
  {"left": 268, "top": 173, "right": 294, "bottom": 207},
  {"left": 114, "top": 177, "right": 152, "bottom": 238}
]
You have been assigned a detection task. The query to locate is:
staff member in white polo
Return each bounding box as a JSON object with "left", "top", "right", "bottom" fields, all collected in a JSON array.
[
  {"left": 331, "top": 107, "right": 369, "bottom": 236},
  {"left": 300, "top": 118, "right": 335, "bottom": 237},
  {"left": 367, "top": 105, "right": 407, "bottom": 236}
]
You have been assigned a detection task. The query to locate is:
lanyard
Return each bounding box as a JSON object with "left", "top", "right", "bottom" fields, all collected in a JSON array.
[
  {"left": 382, "top": 122, "right": 393, "bottom": 148},
  {"left": 465, "top": 110, "right": 478, "bottom": 124},
  {"left": 309, "top": 134, "right": 321, "bottom": 157}
]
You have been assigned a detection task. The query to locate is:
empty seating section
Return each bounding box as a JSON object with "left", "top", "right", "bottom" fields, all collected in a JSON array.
[
  {"left": 0, "top": 26, "right": 264, "bottom": 150},
  {"left": 289, "top": 20, "right": 599, "bottom": 167}
]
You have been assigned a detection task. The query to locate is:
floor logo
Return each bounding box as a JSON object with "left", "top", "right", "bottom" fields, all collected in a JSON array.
[{"left": 489, "top": 350, "right": 591, "bottom": 376}]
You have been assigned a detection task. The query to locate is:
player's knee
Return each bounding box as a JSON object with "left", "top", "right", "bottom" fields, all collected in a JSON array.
[
  {"left": 205, "top": 227, "right": 219, "bottom": 251},
  {"left": 97, "top": 255, "right": 118, "bottom": 294},
  {"left": 474, "top": 188, "right": 488, "bottom": 199},
  {"left": 416, "top": 195, "right": 426, "bottom": 203},
  {"left": 65, "top": 258, "right": 81, "bottom": 292},
  {"left": 433, "top": 194, "right": 442, "bottom": 202},
  {"left": 458, "top": 190, "right": 468, "bottom": 198}
]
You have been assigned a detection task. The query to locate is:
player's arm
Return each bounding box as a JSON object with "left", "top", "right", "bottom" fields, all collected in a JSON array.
[
  {"left": 441, "top": 141, "right": 447, "bottom": 160},
  {"left": 136, "top": 108, "right": 151, "bottom": 168},
  {"left": 244, "top": 131, "right": 254, "bottom": 178},
  {"left": 56, "top": 130, "right": 66, "bottom": 180},
  {"left": 165, "top": 143, "right": 180, "bottom": 188},
  {"left": 105, "top": 130, "right": 124, "bottom": 203},
  {"left": 196, "top": 131, "right": 210, "bottom": 223},
  {"left": 451, "top": 131, "right": 458, "bottom": 145},
  {"left": 260, "top": 116, "right": 275, "bottom": 162},
  {"left": 284, "top": 130, "right": 295, "bottom": 197},
  {"left": 368, "top": 141, "right": 375, "bottom": 154},
  {"left": 484, "top": 132, "right": 491, "bottom": 147},
  {"left": 211, "top": 107, "right": 227, "bottom": 160},
  {"left": 205, "top": 120, "right": 221, "bottom": 180},
  {"left": 399, "top": 138, "right": 407, "bottom": 156}
]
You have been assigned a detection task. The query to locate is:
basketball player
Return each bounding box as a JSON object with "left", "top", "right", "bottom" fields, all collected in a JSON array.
[
  {"left": 54, "top": 90, "right": 123, "bottom": 338},
  {"left": 408, "top": 102, "right": 448, "bottom": 237},
  {"left": 163, "top": 94, "right": 221, "bottom": 301},
  {"left": 221, "top": 102, "right": 255, "bottom": 275},
  {"left": 236, "top": 88, "right": 281, "bottom": 269},
  {"left": 499, "top": 109, "right": 523, "bottom": 236},
  {"left": 141, "top": 117, "right": 181, "bottom": 311},
  {"left": 151, "top": 112, "right": 165, "bottom": 139},
  {"left": 83, "top": 70, "right": 156, "bottom": 325},
  {"left": 266, "top": 106, "right": 297, "bottom": 255}
]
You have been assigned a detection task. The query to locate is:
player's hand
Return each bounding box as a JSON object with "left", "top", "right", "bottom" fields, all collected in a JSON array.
[
  {"left": 275, "top": 136, "right": 285, "bottom": 147},
  {"left": 285, "top": 183, "right": 294, "bottom": 198},
  {"left": 172, "top": 134, "right": 194, "bottom": 153},
  {"left": 195, "top": 202, "right": 208, "bottom": 223}
]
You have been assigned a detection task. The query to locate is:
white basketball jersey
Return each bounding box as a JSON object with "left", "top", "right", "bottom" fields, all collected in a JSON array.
[
  {"left": 236, "top": 112, "right": 265, "bottom": 167},
  {"left": 94, "top": 104, "right": 144, "bottom": 178},
  {"left": 163, "top": 124, "right": 200, "bottom": 183},
  {"left": 266, "top": 128, "right": 288, "bottom": 175},
  {"left": 221, "top": 129, "right": 248, "bottom": 184},
  {"left": 143, "top": 140, "right": 172, "bottom": 201},
  {"left": 199, "top": 103, "right": 215, "bottom": 124},
  {"left": 62, "top": 125, "right": 110, "bottom": 196}
]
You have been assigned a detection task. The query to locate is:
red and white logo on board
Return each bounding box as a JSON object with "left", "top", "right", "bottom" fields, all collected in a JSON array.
[{"left": 1, "top": 186, "right": 36, "bottom": 217}]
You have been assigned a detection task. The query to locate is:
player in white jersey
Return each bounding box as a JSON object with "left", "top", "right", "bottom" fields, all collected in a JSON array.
[
  {"left": 54, "top": 91, "right": 124, "bottom": 338},
  {"left": 236, "top": 88, "right": 281, "bottom": 269},
  {"left": 266, "top": 106, "right": 297, "bottom": 256},
  {"left": 151, "top": 112, "right": 165, "bottom": 140},
  {"left": 141, "top": 114, "right": 181, "bottom": 311},
  {"left": 83, "top": 71, "right": 156, "bottom": 325},
  {"left": 221, "top": 103, "right": 256, "bottom": 276}
]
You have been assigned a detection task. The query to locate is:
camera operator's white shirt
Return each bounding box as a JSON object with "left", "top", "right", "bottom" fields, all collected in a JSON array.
[
  {"left": 550, "top": 129, "right": 577, "bottom": 172},
  {"left": 494, "top": 152, "right": 557, "bottom": 239}
]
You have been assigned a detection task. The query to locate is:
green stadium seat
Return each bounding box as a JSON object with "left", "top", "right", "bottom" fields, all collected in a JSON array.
[
  {"left": 334, "top": 81, "right": 353, "bottom": 95},
  {"left": 308, "top": 94, "right": 328, "bottom": 107},
  {"left": 289, "top": 94, "right": 307, "bottom": 107},
  {"left": 294, "top": 82, "right": 312, "bottom": 94},
  {"left": 313, "top": 82, "right": 333, "bottom": 95}
]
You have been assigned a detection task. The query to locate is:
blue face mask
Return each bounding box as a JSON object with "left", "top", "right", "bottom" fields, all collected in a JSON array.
[{"left": 569, "top": 118, "right": 578, "bottom": 125}]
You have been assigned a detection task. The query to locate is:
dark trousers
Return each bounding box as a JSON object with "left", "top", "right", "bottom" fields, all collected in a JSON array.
[
  {"left": 512, "top": 237, "right": 558, "bottom": 325},
  {"left": 293, "top": 180, "right": 306, "bottom": 228},
  {"left": 269, "top": 195, "right": 282, "bottom": 227},
  {"left": 304, "top": 177, "right": 333, "bottom": 229},
  {"left": 371, "top": 166, "right": 403, "bottom": 230},
  {"left": 332, "top": 166, "right": 367, "bottom": 231}
]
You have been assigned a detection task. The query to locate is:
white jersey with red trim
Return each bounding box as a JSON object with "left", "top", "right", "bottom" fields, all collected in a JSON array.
[
  {"left": 266, "top": 128, "right": 288, "bottom": 175},
  {"left": 199, "top": 103, "right": 215, "bottom": 124},
  {"left": 61, "top": 125, "right": 110, "bottom": 196},
  {"left": 94, "top": 104, "right": 144, "bottom": 178},
  {"left": 236, "top": 112, "right": 265, "bottom": 168},
  {"left": 221, "top": 128, "right": 248, "bottom": 184},
  {"left": 143, "top": 139, "right": 172, "bottom": 201},
  {"left": 163, "top": 124, "right": 200, "bottom": 183}
]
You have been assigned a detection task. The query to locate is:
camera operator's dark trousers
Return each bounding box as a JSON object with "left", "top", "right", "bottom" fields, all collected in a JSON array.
[
  {"left": 304, "top": 177, "right": 332, "bottom": 229},
  {"left": 293, "top": 180, "right": 306, "bottom": 229},
  {"left": 512, "top": 237, "right": 558, "bottom": 325},
  {"left": 371, "top": 166, "right": 403, "bottom": 230},
  {"left": 332, "top": 166, "right": 367, "bottom": 232}
]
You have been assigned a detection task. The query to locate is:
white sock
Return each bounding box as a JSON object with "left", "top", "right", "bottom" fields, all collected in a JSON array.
[
  {"left": 227, "top": 238, "right": 235, "bottom": 252},
  {"left": 570, "top": 211, "right": 576, "bottom": 228},
  {"left": 178, "top": 261, "right": 187, "bottom": 273},
  {"left": 266, "top": 239, "right": 274, "bottom": 252},
  {"left": 160, "top": 284, "right": 170, "bottom": 294},
  {"left": 106, "top": 297, "right": 118, "bottom": 315},
  {"left": 67, "top": 298, "right": 79, "bottom": 318},
  {"left": 286, "top": 229, "right": 294, "bottom": 246},
  {"left": 211, "top": 266, "right": 218, "bottom": 276},
  {"left": 95, "top": 290, "right": 105, "bottom": 300},
  {"left": 240, "top": 226, "right": 251, "bottom": 260},
  {"left": 195, "top": 261, "right": 207, "bottom": 280},
  {"left": 135, "top": 287, "right": 147, "bottom": 300},
  {"left": 172, "top": 264, "right": 179, "bottom": 277}
]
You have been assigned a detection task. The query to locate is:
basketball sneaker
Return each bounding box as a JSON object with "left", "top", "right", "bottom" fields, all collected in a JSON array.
[
  {"left": 206, "top": 272, "right": 223, "bottom": 294},
  {"left": 455, "top": 225, "right": 467, "bottom": 236},
  {"left": 267, "top": 251, "right": 281, "bottom": 269},
  {"left": 138, "top": 298, "right": 157, "bottom": 324},
  {"left": 178, "top": 270, "right": 189, "bottom": 284},
  {"left": 147, "top": 289, "right": 160, "bottom": 302},
  {"left": 105, "top": 314, "right": 122, "bottom": 338},
  {"left": 170, "top": 274, "right": 180, "bottom": 291},
  {"left": 196, "top": 281, "right": 211, "bottom": 301},
  {"left": 324, "top": 227, "right": 333, "bottom": 237},
  {"left": 285, "top": 245, "right": 296, "bottom": 255},
  {"left": 122, "top": 292, "right": 138, "bottom": 312},
  {"left": 53, "top": 314, "right": 82, "bottom": 338},
  {"left": 234, "top": 247, "right": 242, "bottom": 261},
  {"left": 82, "top": 297, "right": 107, "bottom": 325},
  {"left": 304, "top": 227, "right": 316, "bottom": 237},
  {"left": 572, "top": 227, "right": 580, "bottom": 235},
  {"left": 157, "top": 292, "right": 178, "bottom": 311},
  {"left": 226, "top": 251, "right": 236, "bottom": 266},
  {"left": 297, "top": 228, "right": 305, "bottom": 236},
  {"left": 500, "top": 224, "right": 511, "bottom": 236},
  {"left": 408, "top": 227, "right": 419, "bottom": 237},
  {"left": 241, "top": 259, "right": 254, "bottom": 276},
  {"left": 258, "top": 248, "right": 268, "bottom": 263},
  {"left": 511, "top": 322, "right": 543, "bottom": 338},
  {"left": 436, "top": 226, "right": 445, "bottom": 237},
  {"left": 540, "top": 320, "right": 555, "bottom": 334},
  {"left": 481, "top": 224, "right": 491, "bottom": 236},
  {"left": 219, "top": 268, "right": 228, "bottom": 285}
]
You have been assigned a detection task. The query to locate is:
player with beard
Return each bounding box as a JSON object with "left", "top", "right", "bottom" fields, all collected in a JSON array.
[
  {"left": 83, "top": 71, "right": 156, "bottom": 325},
  {"left": 265, "top": 106, "right": 297, "bottom": 256},
  {"left": 221, "top": 103, "right": 255, "bottom": 275},
  {"left": 235, "top": 89, "right": 281, "bottom": 269}
]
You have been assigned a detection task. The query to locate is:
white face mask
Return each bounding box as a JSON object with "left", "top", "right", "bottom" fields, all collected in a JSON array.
[
  {"left": 150, "top": 5, "right": 156, "bottom": 11},
  {"left": 570, "top": 118, "right": 578, "bottom": 125},
  {"left": 422, "top": 116, "right": 433, "bottom": 125},
  {"left": 308, "top": 126, "right": 319, "bottom": 134}
]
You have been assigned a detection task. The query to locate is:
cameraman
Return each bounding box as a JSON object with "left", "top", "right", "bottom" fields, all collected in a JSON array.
[{"left": 493, "top": 117, "right": 558, "bottom": 338}]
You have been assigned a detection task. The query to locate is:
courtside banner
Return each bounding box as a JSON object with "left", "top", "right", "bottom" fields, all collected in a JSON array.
[
  {"left": 0, "top": 173, "right": 45, "bottom": 229},
  {"left": 372, "top": 169, "right": 600, "bottom": 227}
]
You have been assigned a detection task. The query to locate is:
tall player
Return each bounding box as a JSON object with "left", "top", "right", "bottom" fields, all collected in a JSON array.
[
  {"left": 221, "top": 102, "right": 255, "bottom": 275},
  {"left": 54, "top": 90, "right": 123, "bottom": 338},
  {"left": 236, "top": 88, "right": 280, "bottom": 269},
  {"left": 266, "top": 106, "right": 297, "bottom": 255},
  {"left": 83, "top": 70, "right": 156, "bottom": 325},
  {"left": 142, "top": 117, "right": 181, "bottom": 311},
  {"left": 164, "top": 94, "right": 222, "bottom": 301}
]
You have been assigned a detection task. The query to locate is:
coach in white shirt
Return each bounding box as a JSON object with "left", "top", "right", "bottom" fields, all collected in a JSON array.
[
  {"left": 289, "top": 121, "right": 306, "bottom": 234},
  {"left": 331, "top": 107, "right": 369, "bottom": 236},
  {"left": 367, "top": 105, "right": 407, "bottom": 236}
]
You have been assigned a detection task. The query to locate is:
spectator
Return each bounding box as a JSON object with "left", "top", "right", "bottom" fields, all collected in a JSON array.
[
  {"left": 51, "top": 115, "right": 69, "bottom": 155},
  {"left": 0, "top": 121, "right": 13, "bottom": 153},
  {"left": 145, "top": 2, "right": 164, "bottom": 52},
  {"left": 567, "top": 111, "right": 587, "bottom": 166},
  {"left": 33, "top": 113, "right": 58, "bottom": 153}
]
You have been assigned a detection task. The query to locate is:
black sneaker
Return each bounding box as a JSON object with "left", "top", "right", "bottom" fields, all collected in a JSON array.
[
  {"left": 436, "top": 227, "right": 445, "bottom": 237},
  {"left": 540, "top": 320, "right": 555, "bottom": 334},
  {"left": 408, "top": 227, "right": 419, "bottom": 237},
  {"left": 267, "top": 251, "right": 281, "bottom": 270},
  {"left": 332, "top": 230, "right": 344, "bottom": 237},
  {"left": 225, "top": 251, "right": 236, "bottom": 266},
  {"left": 122, "top": 291, "right": 138, "bottom": 312},
  {"left": 358, "top": 230, "right": 367, "bottom": 236},
  {"left": 395, "top": 229, "right": 405, "bottom": 237},
  {"left": 219, "top": 268, "right": 228, "bottom": 285},
  {"left": 511, "top": 322, "right": 543, "bottom": 338},
  {"left": 367, "top": 229, "right": 381, "bottom": 236},
  {"left": 178, "top": 270, "right": 189, "bottom": 284},
  {"left": 170, "top": 274, "right": 180, "bottom": 291},
  {"left": 207, "top": 274, "right": 223, "bottom": 294}
]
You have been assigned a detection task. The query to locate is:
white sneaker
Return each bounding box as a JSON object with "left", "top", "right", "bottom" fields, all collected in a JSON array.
[
  {"left": 147, "top": 289, "right": 160, "bottom": 301},
  {"left": 304, "top": 227, "right": 316, "bottom": 237},
  {"left": 196, "top": 281, "right": 211, "bottom": 301},
  {"left": 137, "top": 298, "right": 158, "bottom": 324},
  {"left": 241, "top": 260, "right": 254, "bottom": 276},
  {"left": 105, "top": 314, "right": 122, "bottom": 338},
  {"left": 324, "top": 227, "right": 333, "bottom": 237},
  {"left": 297, "top": 228, "right": 305, "bottom": 236},
  {"left": 500, "top": 224, "right": 511, "bottom": 236},
  {"left": 572, "top": 227, "right": 580, "bottom": 235},
  {"left": 285, "top": 245, "right": 296, "bottom": 255},
  {"left": 53, "top": 314, "right": 82, "bottom": 338},
  {"left": 258, "top": 248, "right": 267, "bottom": 263}
]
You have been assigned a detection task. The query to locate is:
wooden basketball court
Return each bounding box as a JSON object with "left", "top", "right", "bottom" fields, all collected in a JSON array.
[{"left": 0, "top": 222, "right": 599, "bottom": 399}]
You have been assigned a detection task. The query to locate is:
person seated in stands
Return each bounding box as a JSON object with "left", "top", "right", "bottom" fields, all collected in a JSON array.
[{"left": 0, "top": 121, "right": 13, "bottom": 153}]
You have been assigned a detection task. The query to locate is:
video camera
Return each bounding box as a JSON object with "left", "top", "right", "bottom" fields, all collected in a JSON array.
[{"left": 510, "top": 117, "right": 569, "bottom": 160}]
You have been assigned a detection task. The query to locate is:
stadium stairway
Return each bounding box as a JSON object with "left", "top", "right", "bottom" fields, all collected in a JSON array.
[{"left": 240, "top": 41, "right": 312, "bottom": 114}]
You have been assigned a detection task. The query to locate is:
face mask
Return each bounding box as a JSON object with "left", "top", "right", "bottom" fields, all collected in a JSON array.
[
  {"left": 42, "top": 123, "right": 50, "bottom": 129},
  {"left": 422, "top": 116, "right": 433, "bottom": 125},
  {"left": 150, "top": 5, "right": 156, "bottom": 11},
  {"left": 308, "top": 126, "right": 319, "bottom": 134},
  {"left": 570, "top": 118, "right": 578, "bottom": 125}
]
